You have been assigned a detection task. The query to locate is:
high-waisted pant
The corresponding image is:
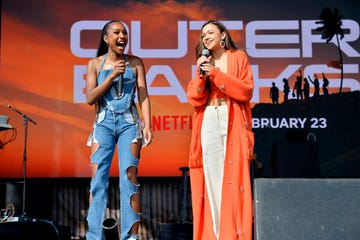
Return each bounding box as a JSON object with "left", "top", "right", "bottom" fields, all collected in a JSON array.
[
  {"left": 201, "top": 105, "right": 228, "bottom": 239},
  {"left": 86, "top": 106, "right": 142, "bottom": 240}
]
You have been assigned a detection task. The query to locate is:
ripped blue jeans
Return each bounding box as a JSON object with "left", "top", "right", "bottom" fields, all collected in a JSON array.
[{"left": 86, "top": 106, "right": 142, "bottom": 240}]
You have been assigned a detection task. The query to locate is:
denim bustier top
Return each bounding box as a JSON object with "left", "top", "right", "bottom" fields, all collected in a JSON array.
[{"left": 97, "top": 54, "right": 136, "bottom": 113}]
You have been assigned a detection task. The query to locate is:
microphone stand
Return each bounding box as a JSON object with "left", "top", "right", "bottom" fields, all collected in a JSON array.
[{"left": 7, "top": 104, "right": 37, "bottom": 221}]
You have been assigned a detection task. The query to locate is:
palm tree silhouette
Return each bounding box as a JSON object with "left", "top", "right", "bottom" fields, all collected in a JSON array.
[{"left": 316, "top": 8, "right": 345, "bottom": 94}]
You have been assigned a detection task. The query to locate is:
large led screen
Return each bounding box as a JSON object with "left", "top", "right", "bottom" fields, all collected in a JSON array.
[{"left": 0, "top": 0, "right": 359, "bottom": 177}]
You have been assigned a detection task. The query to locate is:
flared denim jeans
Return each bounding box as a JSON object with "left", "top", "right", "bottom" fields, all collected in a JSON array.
[{"left": 86, "top": 106, "right": 142, "bottom": 240}]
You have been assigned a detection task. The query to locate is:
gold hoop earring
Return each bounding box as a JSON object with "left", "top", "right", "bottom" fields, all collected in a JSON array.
[{"left": 220, "top": 40, "right": 225, "bottom": 48}]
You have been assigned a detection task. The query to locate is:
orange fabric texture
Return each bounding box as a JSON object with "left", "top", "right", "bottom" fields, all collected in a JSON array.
[{"left": 187, "top": 50, "right": 254, "bottom": 240}]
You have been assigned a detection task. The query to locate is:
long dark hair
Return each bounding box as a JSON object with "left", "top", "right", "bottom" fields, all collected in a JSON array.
[
  {"left": 195, "top": 20, "right": 238, "bottom": 59},
  {"left": 96, "top": 20, "right": 121, "bottom": 57}
]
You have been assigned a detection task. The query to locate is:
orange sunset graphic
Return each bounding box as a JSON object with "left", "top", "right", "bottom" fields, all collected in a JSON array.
[{"left": 1, "top": 0, "right": 358, "bottom": 178}]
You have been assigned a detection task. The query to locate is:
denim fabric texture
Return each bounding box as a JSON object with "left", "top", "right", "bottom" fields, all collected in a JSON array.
[{"left": 86, "top": 54, "right": 142, "bottom": 240}]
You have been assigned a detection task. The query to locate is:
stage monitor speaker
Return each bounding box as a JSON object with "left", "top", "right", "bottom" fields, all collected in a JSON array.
[
  {"left": 0, "top": 219, "right": 60, "bottom": 240},
  {"left": 158, "top": 223, "right": 192, "bottom": 240},
  {"left": 254, "top": 178, "right": 360, "bottom": 240}
]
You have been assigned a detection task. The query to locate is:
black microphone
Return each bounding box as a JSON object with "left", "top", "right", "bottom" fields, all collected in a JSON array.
[
  {"left": 117, "top": 74, "right": 123, "bottom": 97},
  {"left": 202, "top": 49, "right": 211, "bottom": 57},
  {"left": 200, "top": 49, "right": 211, "bottom": 77}
]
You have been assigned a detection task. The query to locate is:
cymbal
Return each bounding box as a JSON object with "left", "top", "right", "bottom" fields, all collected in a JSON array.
[{"left": 0, "top": 115, "right": 12, "bottom": 131}]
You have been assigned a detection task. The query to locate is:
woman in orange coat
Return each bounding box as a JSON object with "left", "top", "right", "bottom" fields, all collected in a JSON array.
[{"left": 187, "top": 20, "right": 254, "bottom": 240}]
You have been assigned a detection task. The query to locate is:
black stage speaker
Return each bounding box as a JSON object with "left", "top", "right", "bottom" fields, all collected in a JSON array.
[
  {"left": 254, "top": 178, "right": 360, "bottom": 240},
  {"left": 158, "top": 223, "right": 192, "bottom": 240},
  {"left": 0, "top": 219, "right": 60, "bottom": 240}
]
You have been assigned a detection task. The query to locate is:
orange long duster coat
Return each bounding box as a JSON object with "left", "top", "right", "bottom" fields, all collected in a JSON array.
[{"left": 187, "top": 49, "right": 254, "bottom": 240}]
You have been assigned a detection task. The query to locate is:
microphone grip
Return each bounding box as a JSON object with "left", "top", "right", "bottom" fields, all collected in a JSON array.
[
  {"left": 199, "top": 62, "right": 206, "bottom": 78},
  {"left": 200, "top": 68, "right": 204, "bottom": 78},
  {"left": 117, "top": 74, "right": 123, "bottom": 96}
]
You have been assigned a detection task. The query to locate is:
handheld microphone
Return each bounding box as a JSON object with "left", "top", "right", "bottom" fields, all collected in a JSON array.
[
  {"left": 200, "top": 49, "right": 211, "bottom": 77},
  {"left": 117, "top": 74, "right": 123, "bottom": 97},
  {"left": 202, "top": 49, "right": 211, "bottom": 57}
]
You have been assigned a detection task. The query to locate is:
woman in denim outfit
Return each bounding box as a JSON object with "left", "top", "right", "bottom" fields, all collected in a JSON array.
[{"left": 85, "top": 20, "right": 152, "bottom": 240}]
